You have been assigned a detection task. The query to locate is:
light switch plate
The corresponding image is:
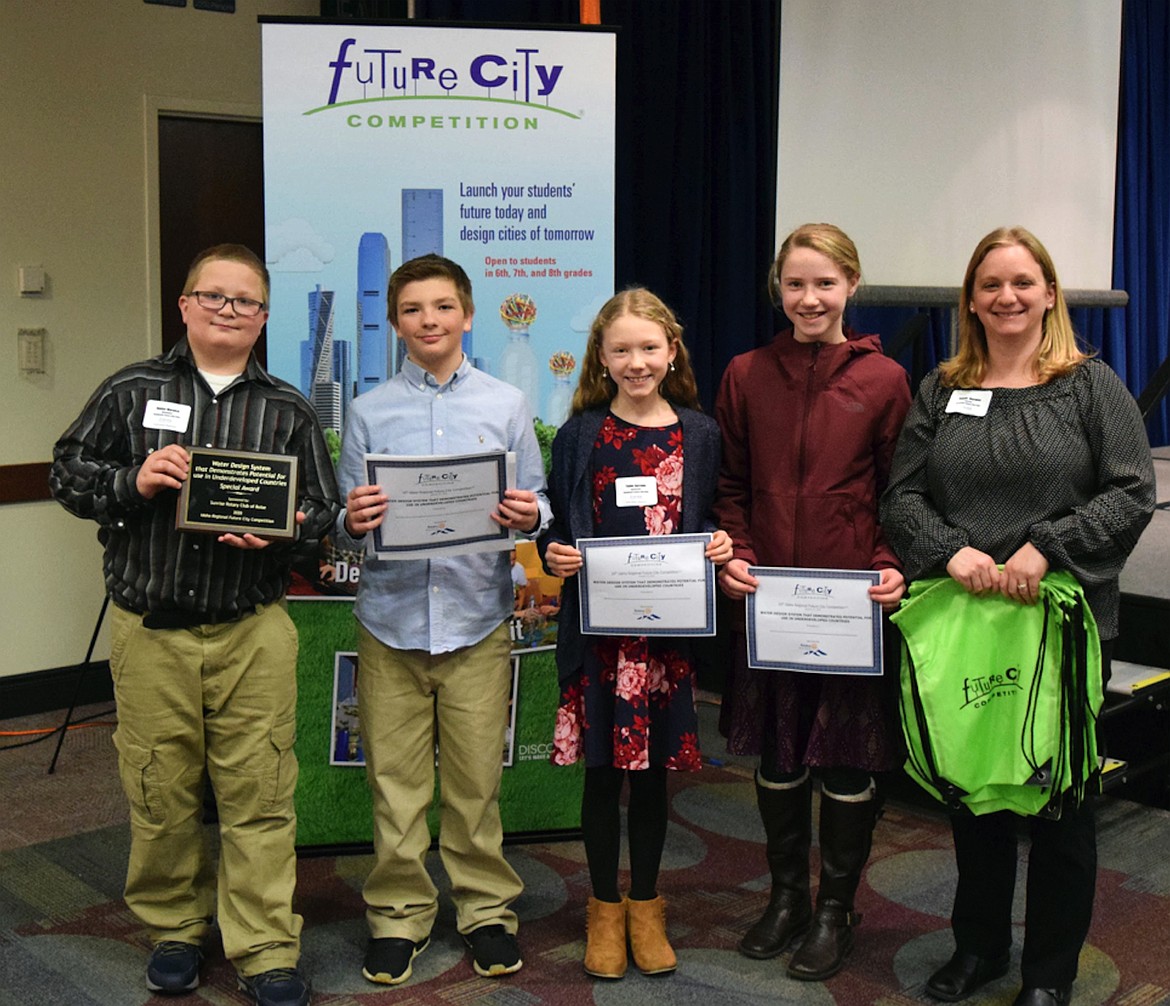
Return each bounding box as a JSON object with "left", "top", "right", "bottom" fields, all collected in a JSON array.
[
  {"left": 18, "top": 328, "right": 47, "bottom": 374},
  {"left": 18, "top": 266, "right": 45, "bottom": 295}
]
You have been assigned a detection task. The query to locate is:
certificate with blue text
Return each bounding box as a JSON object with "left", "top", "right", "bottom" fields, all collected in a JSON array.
[
  {"left": 747, "top": 567, "right": 882, "bottom": 675},
  {"left": 365, "top": 451, "right": 515, "bottom": 560},
  {"left": 578, "top": 534, "right": 715, "bottom": 636}
]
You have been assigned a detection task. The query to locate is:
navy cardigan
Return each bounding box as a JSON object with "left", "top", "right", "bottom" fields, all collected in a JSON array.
[{"left": 537, "top": 406, "right": 722, "bottom": 684}]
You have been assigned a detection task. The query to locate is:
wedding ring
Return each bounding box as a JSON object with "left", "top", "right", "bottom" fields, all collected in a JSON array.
[{"left": 1018, "top": 582, "right": 1027, "bottom": 590}]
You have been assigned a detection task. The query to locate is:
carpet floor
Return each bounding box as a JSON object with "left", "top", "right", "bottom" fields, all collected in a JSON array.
[{"left": 2, "top": 706, "right": 1169, "bottom": 1005}]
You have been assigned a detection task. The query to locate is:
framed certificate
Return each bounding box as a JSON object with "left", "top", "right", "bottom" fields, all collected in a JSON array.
[
  {"left": 176, "top": 447, "right": 298, "bottom": 540},
  {"left": 578, "top": 533, "right": 715, "bottom": 636},
  {"left": 365, "top": 451, "right": 516, "bottom": 560},
  {"left": 747, "top": 567, "right": 882, "bottom": 675}
]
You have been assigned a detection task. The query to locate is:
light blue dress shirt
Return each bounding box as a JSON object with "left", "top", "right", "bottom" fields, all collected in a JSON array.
[{"left": 335, "top": 355, "right": 552, "bottom": 653}]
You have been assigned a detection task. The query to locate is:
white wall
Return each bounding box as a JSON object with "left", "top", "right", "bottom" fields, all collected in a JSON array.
[
  {"left": 0, "top": 0, "right": 318, "bottom": 679},
  {"left": 777, "top": 0, "right": 1121, "bottom": 291}
]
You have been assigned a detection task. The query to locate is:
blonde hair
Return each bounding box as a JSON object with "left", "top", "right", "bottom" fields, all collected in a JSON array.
[
  {"left": 183, "top": 244, "right": 269, "bottom": 304},
  {"left": 767, "top": 223, "right": 862, "bottom": 308},
  {"left": 942, "top": 226, "right": 1090, "bottom": 388},
  {"left": 571, "top": 288, "right": 702, "bottom": 415}
]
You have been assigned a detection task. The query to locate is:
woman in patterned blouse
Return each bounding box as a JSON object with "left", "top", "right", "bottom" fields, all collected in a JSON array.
[{"left": 881, "top": 227, "right": 1155, "bottom": 1006}]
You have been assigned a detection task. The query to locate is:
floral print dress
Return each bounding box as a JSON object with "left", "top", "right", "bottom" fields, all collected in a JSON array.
[{"left": 552, "top": 414, "right": 702, "bottom": 772}]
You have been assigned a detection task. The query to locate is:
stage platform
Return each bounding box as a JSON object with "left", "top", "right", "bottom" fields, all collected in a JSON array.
[
  {"left": 1117, "top": 451, "right": 1170, "bottom": 663},
  {"left": 1106, "top": 450, "right": 1170, "bottom": 806},
  {"left": 1118, "top": 450, "right": 1170, "bottom": 606}
]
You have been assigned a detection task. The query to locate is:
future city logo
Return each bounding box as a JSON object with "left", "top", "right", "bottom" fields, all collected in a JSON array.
[
  {"left": 306, "top": 38, "right": 580, "bottom": 130},
  {"left": 960, "top": 667, "right": 1023, "bottom": 710}
]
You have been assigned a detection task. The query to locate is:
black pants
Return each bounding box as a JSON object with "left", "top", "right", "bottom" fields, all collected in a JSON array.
[
  {"left": 948, "top": 639, "right": 1112, "bottom": 988},
  {"left": 950, "top": 802, "right": 1096, "bottom": 987}
]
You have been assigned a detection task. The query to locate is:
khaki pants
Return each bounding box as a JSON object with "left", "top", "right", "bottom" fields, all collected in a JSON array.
[
  {"left": 358, "top": 620, "right": 521, "bottom": 940},
  {"left": 109, "top": 603, "right": 302, "bottom": 976}
]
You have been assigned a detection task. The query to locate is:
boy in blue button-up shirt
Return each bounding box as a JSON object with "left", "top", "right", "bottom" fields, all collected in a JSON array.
[{"left": 335, "top": 255, "right": 550, "bottom": 986}]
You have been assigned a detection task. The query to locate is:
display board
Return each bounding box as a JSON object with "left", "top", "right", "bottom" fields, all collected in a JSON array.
[{"left": 261, "top": 20, "right": 616, "bottom": 434}]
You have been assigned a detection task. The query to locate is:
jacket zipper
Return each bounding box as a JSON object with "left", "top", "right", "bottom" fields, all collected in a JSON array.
[{"left": 795, "top": 342, "right": 821, "bottom": 567}]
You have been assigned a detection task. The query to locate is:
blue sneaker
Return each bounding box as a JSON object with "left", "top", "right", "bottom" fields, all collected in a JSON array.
[
  {"left": 237, "top": 967, "right": 310, "bottom": 1006},
  {"left": 146, "top": 941, "right": 202, "bottom": 993}
]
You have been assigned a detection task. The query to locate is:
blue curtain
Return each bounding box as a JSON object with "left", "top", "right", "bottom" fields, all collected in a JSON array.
[
  {"left": 1109, "top": 0, "right": 1170, "bottom": 445},
  {"left": 603, "top": 0, "right": 780, "bottom": 409},
  {"left": 1073, "top": 1, "right": 1169, "bottom": 445},
  {"left": 850, "top": 305, "right": 951, "bottom": 395},
  {"left": 415, "top": 0, "right": 781, "bottom": 410}
]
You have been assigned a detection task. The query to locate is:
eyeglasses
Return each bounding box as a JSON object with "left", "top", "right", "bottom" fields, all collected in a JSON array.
[{"left": 189, "top": 291, "right": 267, "bottom": 317}]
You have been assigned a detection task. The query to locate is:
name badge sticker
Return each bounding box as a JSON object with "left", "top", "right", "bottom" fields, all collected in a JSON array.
[
  {"left": 945, "top": 390, "right": 992, "bottom": 417},
  {"left": 615, "top": 476, "right": 658, "bottom": 508},
  {"left": 143, "top": 400, "right": 192, "bottom": 432}
]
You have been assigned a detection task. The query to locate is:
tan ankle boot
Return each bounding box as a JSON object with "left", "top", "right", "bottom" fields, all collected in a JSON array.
[
  {"left": 584, "top": 897, "right": 627, "bottom": 978},
  {"left": 627, "top": 895, "right": 677, "bottom": 974}
]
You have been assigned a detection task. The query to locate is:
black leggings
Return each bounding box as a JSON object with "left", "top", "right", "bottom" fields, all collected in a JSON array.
[{"left": 581, "top": 765, "right": 668, "bottom": 902}]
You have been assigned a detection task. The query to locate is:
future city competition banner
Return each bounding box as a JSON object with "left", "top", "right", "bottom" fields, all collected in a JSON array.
[{"left": 260, "top": 21, "right": 616, "bottom": 440}]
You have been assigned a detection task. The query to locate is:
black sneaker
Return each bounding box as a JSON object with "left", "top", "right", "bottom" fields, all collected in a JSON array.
[
  {"left": 146, "top": 941, "right": 202, "bottom": 993},
  {"left": 362, "top": 936, "right": 430, "bottom": 985},
  {"left": 236, "top": 968, "right": 310, "bottom": 1006},
  {"left": 463, "top": 924, "right": 523, "bottom": 977}
]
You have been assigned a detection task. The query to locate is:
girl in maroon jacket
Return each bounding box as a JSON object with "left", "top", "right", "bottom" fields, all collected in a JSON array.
[{"left": 714, "top": 223, "right": 911, "bottom": 981}]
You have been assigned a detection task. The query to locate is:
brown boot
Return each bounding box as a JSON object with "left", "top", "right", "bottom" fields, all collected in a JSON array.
[
  {"left": 584, "top": 897, "right": 628, "bottom": 979},
  {"left": 627, "top": 895, "right": 677, "bottom": 975}
]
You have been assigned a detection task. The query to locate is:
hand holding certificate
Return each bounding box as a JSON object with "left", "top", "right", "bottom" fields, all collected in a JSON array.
[
  {"left": 746, "top": 567, "right": 883, "bottom": 675},
  {"left": 356, "top": 451, "right": 523, "bottom": 560},
  {"left": 578, "top": 533, "right": 716, "bottom": 636}
]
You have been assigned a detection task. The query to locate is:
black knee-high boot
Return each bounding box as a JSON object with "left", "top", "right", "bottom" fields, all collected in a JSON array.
[
  {"left": 788, "top": 783, "right": 876, "bottom": 980},
  {"left": 739, "top": 770, "right": 813, "bottom": 959}
]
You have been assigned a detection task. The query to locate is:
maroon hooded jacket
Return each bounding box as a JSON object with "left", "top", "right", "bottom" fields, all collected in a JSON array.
[{"left": 714, "top": 328, "right": 910, "bottom": 573}]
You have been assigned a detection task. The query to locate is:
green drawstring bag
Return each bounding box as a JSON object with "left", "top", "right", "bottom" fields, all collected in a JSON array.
[{"left": 891, "top": 571, "right": 1102, "bottom": 818}]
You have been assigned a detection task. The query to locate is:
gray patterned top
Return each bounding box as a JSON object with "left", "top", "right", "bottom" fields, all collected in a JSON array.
[{"left": 879, "top": 360, "right": 1156, "bottom": 638}]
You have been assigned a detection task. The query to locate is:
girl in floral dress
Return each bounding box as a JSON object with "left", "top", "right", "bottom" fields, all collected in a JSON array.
[{"left": 539, "top": 288, "right": 731, "bottom": 979}]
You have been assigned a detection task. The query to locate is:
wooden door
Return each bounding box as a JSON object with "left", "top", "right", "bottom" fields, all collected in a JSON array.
[{"left": 157, "top": 115, "right": 265, "bottom": 359}]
